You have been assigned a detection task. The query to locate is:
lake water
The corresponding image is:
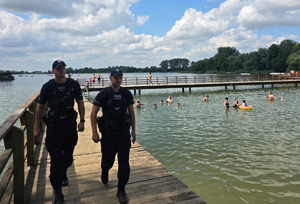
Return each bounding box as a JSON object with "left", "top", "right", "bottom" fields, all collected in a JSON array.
[{"left": 1, "top": 73, "right": 299, "bottom": 204}]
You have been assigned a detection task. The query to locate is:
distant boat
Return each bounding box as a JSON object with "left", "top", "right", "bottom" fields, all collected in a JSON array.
[{"left": 0, "top": 71, "right": 15, "bottom": 81}]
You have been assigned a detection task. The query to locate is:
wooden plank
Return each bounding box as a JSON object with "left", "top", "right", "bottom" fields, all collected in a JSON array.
[
  {"left": 0, "top": 162, "right": 13, "bottom": 203},
  {"left": 0, "top": 149, "right": 12, "bottom": 174}
]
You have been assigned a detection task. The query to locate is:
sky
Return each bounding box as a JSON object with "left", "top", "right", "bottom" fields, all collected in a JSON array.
[{"left": 0, "top": 0, "right": 300, "bottom": 72}]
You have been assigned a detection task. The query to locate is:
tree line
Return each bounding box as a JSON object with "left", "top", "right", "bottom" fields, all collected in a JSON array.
[
  {"left": 63, "top": 39, "right": 299, "bottom": 74},
  {"left": 189, "top": 39, "right": 300, "bottom": 73},
  {"left": 5, "top": 39, "right": 298, "bottom": 74}
]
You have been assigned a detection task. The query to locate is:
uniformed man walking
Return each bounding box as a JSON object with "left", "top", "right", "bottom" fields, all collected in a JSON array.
[
  {"left": 90, "top": 69, "right": 136, "bottom": 204},
  {"left": 34, "top": 60, "right": 85, "bottom": 204}
]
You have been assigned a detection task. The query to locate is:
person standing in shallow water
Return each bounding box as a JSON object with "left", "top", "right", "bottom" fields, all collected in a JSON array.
[
  {"left": 34, "top": 60, "right": 85, "bottom": 204},
  {"left": 90, "top": 69, "right": 136, "bottom": 204},
  {"left": 224, "top": 97, "right": 229, "bottom": 109}
]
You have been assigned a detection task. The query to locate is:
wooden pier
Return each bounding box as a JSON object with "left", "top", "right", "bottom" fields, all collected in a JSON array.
[
  {"left": 0, "top": 95, "right": 206, "bottom": 203},
  {"left": 80, "top": 74, "right": 300, "bottom": 95}
]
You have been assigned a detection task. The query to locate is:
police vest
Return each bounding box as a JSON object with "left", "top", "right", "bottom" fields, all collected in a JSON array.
[
  {"left": 102, "top": 87, "right": 131, "bottom": 129},
  {"left": 48, "top": 78, "right": 74, "bottom": 113}
]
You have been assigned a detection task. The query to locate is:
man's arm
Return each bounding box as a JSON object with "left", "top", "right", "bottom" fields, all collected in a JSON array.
[
  {"left": 34, "top": 103, "right": 45, "bottom": 144},
  {"left": 128, "top": 104, "right": 136, "bottom": 144},
  {"left": 77, "top": 99, "right": 85, "bottom": 132},
  {"left": 90, "top": 105, "right": 100, "bottom": 143}
]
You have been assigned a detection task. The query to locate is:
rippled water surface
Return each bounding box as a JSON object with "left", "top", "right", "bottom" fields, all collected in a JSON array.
[
  {"left": 133, "top": 88, "right": 300, "bottom": 204},
  {"left": 1, "top": 73, "right": 300, "bottom": 204}
]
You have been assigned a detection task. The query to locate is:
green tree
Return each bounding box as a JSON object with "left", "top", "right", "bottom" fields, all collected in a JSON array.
[
  {"left": 287, "top": 50, "right": 300, "bottom": 71},
  {"left": 160, "top": 60, "right": 169, "bottom": 70}
]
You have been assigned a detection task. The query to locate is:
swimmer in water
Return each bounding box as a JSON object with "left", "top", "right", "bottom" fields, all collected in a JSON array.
[
  {"left": 203, "top": 95, "right": 209, "bottom": 101},
  {"left": 135, "top": 100, "right": 144, "bottom": 108},
  {"left": 166, "top": 95, "right": 173, "bottom": 103},
  {"left": 224, "top": 97, "right": 229, "bottom": 109},
  {"left": 241, "top": 100, "right": 246, "bottom": 106},
  {"left": 153, "top": 104, "right": 157, "bottom": 109},
  {"left": 233, "top": 98, "right": 239, "bottom": 107},
  {"left": 266, "top": 91, "right": 274, "bottom": 100}
]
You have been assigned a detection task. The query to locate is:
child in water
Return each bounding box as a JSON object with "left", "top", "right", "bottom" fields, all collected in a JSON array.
[
  {"left": 153, "top": 104, "right": 157, "bottom": 109},
  {"left": 241, "top": 100, "right": 247, "bottom": 106},
  {"left": 203, "top": 95, "right": 209, "bottom": 101},
  {"left": 135, "top": 100, "right": 144, "bottom": 108}
]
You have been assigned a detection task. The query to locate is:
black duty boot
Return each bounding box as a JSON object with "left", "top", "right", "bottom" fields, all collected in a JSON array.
[
  {"left": 101, "top": 169, "right": 109, "bottom": 184},
  {"left": 53, "top": 188, "right": 64, "bottom": 204},
  {"left": 117, "top": 189, "right": 128, "bottom": 204},
  {"left": 61, "top": 172, "right": 69, "bottom": 186}
]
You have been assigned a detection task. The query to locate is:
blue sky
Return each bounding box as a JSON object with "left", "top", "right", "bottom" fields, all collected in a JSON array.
[
  {"left": 0, "top": 0, "right": 299, "bottom": 71},
  {"left": 131, "top": 0, "right": 224, "bottom": 36}
]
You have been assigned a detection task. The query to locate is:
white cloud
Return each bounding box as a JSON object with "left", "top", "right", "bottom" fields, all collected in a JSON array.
[
  {"left": 237, "top": 0, "right": 300, "bottom": 29},
  {"left": 0, "top": 0, "right": 299, "bottom": 71},
  {"left": 136, "top": 15, "right": 149, "bottom": 26}
]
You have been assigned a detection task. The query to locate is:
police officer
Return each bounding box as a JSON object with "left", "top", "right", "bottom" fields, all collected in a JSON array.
[
  {"left": 91, "top": 69, "right": 136, "bottom": 204},
  {"left": 34, "top": 60, "right": 85, "bottom": 204}
]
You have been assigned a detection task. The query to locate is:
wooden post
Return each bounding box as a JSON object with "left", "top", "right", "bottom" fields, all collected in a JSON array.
[
  {"left": 271, "top": 84, "right": 274, "bottom": 88},
  {"left": 262, "top": 84, "right": 264, "bottom": 89},
  {"left": 233, "top": 85, "right": 235, "bottom": 90},
  {"left": 20, "top": 110, "right": 35, "bottom": 166},
  {"left": 272, "top": 75, "right": 274, "bottom": 80},
  {"left": 182, "top": 87, "right": 184, "bottom": 93},
  {"left": 250, "top": 75, "right": 253, "bottom": 81},
  {"left": 194, "top": 76, "right": 196, "bottom": 83},
  {"left": 265, "top": 75, "right": 267, "bottom": 80},
  {"left": 134, "top": 89, "right": 136, "bottom": 94},
  {"left": 12, "top": 126, "right": 25, "bottom": 204},
  {"left": 225, "top": 86, "right": 227, "bottom": 90},
  {"left": 138, "top": 89, "right": 141, "bottom": 95},
  {"left": 295, "top": 83, "right": 297, "bottom": 87},
  {"left": 189, "top": 87, "right": 191, "bottom": 93},
  {"left": 156, "top": 77, "right": 158, "bottom": 85}
]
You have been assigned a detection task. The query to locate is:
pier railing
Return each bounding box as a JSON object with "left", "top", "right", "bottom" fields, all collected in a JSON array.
[
  {"left": 0, "top": 91, "right": 46, "bottom": 204},
  {"left": 78, "top": 73, "right": 299, "bottom": 88}
]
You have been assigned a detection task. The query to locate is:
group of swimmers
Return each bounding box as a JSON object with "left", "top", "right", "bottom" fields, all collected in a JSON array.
[
  {"left": 203, "top": 91, "right": 278, "bottom": 109},
  {"left": 135, "top": 95, "right": 180, "bottom": 109},
  {"left": 135, "top": 91, "right": 279, "bottom": 110}
]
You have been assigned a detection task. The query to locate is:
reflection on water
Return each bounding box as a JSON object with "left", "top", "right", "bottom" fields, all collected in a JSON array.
[
  {"left": 1, "top": 74, "right": 300, "bottom": 204},
  {"left": 134, "top": 88, "right": 300, "bottom": 204}
]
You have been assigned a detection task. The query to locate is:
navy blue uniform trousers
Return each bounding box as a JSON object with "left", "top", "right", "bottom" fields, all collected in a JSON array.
[
  {"left": 45, "top": 121, "right": 78, "bottom": 189},
  {"left": 100, "top": 128, "right": 131, "bottom": 187}
]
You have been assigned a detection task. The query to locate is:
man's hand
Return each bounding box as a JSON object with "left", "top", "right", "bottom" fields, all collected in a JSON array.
[
  {"left": 131, "top": 130, "right": 136, "bottom": 144},
  {"left": 34, "top": 127, "right": 41, "bottom": 144},
  {"left": 92, "top": 132, "right": 100, "bottom": 143},
  {"left": 78, "top": 122, "right": 84, "bottom": 132}
]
